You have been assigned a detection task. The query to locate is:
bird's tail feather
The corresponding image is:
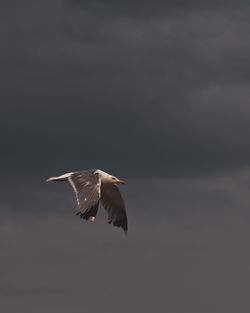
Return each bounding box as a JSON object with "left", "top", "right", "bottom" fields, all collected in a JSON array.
[
  {"left": 46, "top": 172, "right": 74, "bottom": 182},
  {"left": 46, "top": 176, "right": 64, "bottom": 182}
]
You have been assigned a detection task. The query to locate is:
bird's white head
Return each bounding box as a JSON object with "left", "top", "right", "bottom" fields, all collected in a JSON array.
[{"left": 95, "top": 170, "right": 125, "bottom": 184}]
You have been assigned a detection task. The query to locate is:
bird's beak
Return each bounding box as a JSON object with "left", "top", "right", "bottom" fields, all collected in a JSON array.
[{"left": 116, "top": 179, "right": 125, "bottom": 184}]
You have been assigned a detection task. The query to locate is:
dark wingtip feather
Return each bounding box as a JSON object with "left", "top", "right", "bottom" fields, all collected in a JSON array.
[{"left": 113, "top": 219, "right": 128, "bottom": 234}]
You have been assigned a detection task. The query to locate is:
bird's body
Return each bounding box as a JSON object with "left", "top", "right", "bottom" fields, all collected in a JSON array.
[{"left": 46, "top": 169, "right": 128, "bottom": 233}]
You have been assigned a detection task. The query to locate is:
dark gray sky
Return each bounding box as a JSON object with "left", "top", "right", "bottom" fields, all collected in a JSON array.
[
  {"left": 2, "top": 0, "right": 250, "bottom": 178},
  {"left": 1, "top": 1, "right": 250, "bottom": 312}
]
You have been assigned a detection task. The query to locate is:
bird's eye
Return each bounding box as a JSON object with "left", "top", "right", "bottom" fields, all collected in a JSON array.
[{"left": 112, "top": 177, "right": 116, "bottom": 180}]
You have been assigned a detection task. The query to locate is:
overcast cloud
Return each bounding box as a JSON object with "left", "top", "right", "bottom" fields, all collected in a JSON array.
[
  {"left": 1, "top": 0, "right": 250, "bottom": 177},
  {"left": 1, "top": 1, "right": 250, "bottom": 312}
]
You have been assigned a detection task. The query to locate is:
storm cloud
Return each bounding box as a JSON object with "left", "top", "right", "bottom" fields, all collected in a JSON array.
[
  {"left": 1, "top": 0, "right": 250, "bottom": 312},
  {"left": 2, "top": 0, "right": 250, "bottom": 177},
  {"left": 2, "top": 171, "right": 250, "bottom": 312}
]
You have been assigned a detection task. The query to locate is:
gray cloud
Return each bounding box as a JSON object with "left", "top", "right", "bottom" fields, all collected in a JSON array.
[
  {"left": 2, "top": 1, "right": 250, "bottom": 177},
  {"left": 2, "top": 2, "right": 250, "bottom": 311},
  {"left": 2, "top": 170, "right": 250, "bottom": 312},
  {"left": 68, "top": 0, "right": 250, "bottom": 17}
]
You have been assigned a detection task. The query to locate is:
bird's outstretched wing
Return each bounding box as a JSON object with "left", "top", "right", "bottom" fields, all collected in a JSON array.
[
  {"left": 68, "top": 170, "right": 101, "bottom": 220},
  {"left": 101, "top": 183, "right": 128, "bottom": 232}
]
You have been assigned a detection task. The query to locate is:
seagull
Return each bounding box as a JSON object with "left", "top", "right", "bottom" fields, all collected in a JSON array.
[{"left": 46, "top": 169, "right": 128, "bottom": 233}]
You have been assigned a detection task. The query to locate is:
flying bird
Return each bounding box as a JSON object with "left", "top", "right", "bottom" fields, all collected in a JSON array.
[{"left": 46, "top": 169, "right": 128, "bottom": 233}]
